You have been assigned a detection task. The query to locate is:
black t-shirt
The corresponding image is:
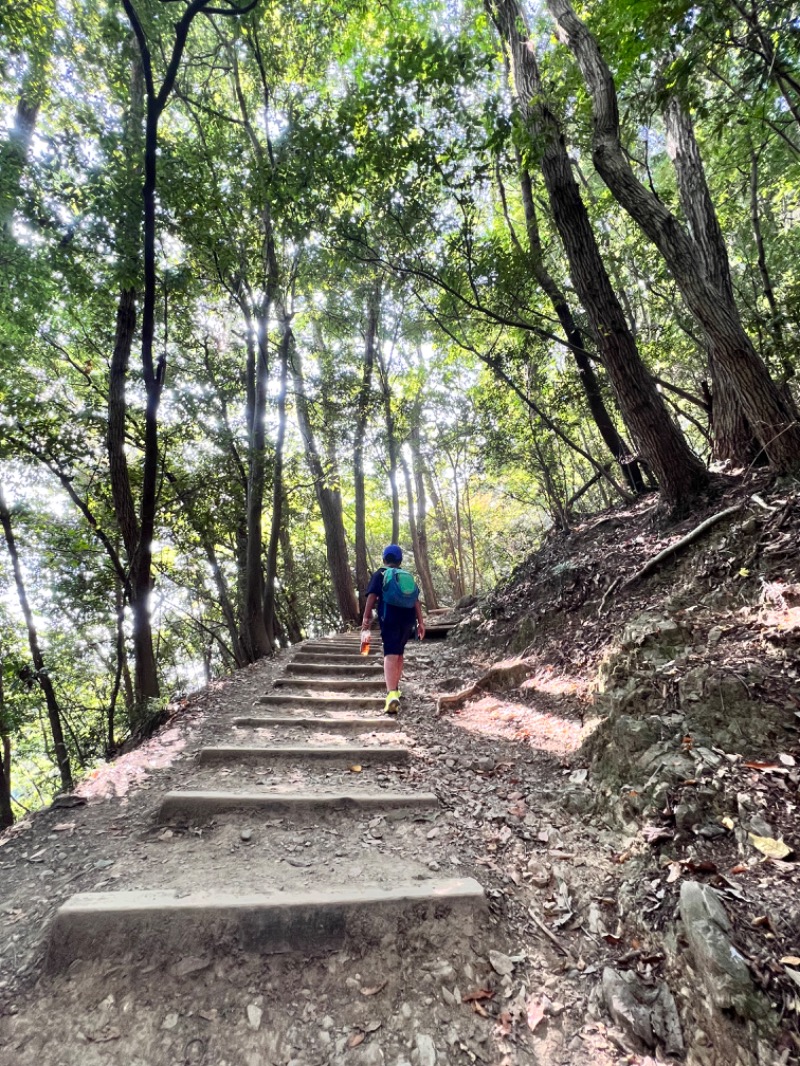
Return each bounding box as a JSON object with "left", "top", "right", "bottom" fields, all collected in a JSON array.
[{"left": 366, "top": 567, "right": 416, "bottom": 627}]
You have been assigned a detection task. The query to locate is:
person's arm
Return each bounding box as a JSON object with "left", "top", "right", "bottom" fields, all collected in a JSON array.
[
  {"left": 414, "top": 599, "right": 425, "bottom": 640},
  {"left": 362, "top": 593, "right": 377, "bottom": 629}
]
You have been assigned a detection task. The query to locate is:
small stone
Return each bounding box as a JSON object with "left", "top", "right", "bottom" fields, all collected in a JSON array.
[
  {"left": 707, "top": 626, "right": 723, "bottom": 646},
  {"left": 161, "top": 1012, "right": 179, "bottom": 1031},
  {"left": 415, "top": 1033, "right": 437, "bottom": 1066},
  {"left": 94, "top": 859, "right": 114, "bottom": 870},
  {"left": 488, "top": 950, "right": 514, "bottom": 977},
  {"left": 174, "top": 956, "right": 211, "bottom": 978},
  {"left": 241, "top": 828, "right": 253, "bottom": 842},
  {"left": 246, "top": 1003, "right": 262, "bottom": 1030}
]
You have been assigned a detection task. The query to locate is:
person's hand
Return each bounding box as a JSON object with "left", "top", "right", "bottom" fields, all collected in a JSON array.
[{"left": 417, "top": 622, "right": 426, "bottom": 641}]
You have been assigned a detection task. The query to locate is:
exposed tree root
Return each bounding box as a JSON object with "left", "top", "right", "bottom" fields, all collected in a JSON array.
[
  {"left": 622, "top": 504, "right": 744, "bottom": 589},
  {"left": 437, "top": 658, "right": 535, "bottom": 713}
]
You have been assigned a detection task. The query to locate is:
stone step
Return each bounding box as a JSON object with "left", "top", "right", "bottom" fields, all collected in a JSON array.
[
  {"left": 158, "top": 789, "right": 437, "bottom": 821},
  {"left": 258, "top": 694, "right": 385, "bottom": 710},
  {"left": 296, "top": 648, "right": 384, "bottom": 656},
  {"left": 285, "top": 661, "right": 384, "bottom": 677},
  {"left": 274, "top": 677, "right": 386, "bottom": 692},
  {"left": 300, "top": 645, "right": 382, "bottom": 657},
  {"left": 196, "top": 745, "right": 409, "bottom": 766},
  {"left": 232, "top": 715, "right": 398, "bottom": 731},
  {"left": 47, "top": 878, "right": 485, "bottom": 971}
]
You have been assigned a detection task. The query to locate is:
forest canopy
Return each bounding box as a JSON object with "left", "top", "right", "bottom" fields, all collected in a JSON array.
[{"left": 1, "top": 0, "right": 799, "bottom": 818}]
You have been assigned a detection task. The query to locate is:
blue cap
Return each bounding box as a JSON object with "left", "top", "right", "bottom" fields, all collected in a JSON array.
[{"left": 383, "top": 544, "right": 403, "bottom": 564}]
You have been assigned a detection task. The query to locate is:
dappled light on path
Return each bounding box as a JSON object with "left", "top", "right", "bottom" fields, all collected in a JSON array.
[
  {"left": 451, "top": 694, "right": 586, "bottom": 757},
  {"left": 77, "top": 722, "right": 194, "bottom": 800}
]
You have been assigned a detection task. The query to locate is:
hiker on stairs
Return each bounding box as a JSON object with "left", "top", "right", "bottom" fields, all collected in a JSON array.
[{"left": 361, "top": 544, "right": 425, "bottom": 714}]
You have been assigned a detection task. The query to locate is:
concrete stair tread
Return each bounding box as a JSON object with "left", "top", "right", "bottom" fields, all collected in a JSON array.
[
  {"left": 274, "top": 678, "right": 386, "bottom": 691},
  {"left": 232, "top": 715, "right": 398, "bottom": 731},
  {"left": 47, "top": 879, "right": 485, "bottom": 969},
  {"left": 259, "top": 694, "right": 385, "bottom": 709},
  {"left": 197, "top": 744, "right": 410, "bottom": 765},
  {"left": 159, "top": 789, "right": 438, "bottom": 819}
]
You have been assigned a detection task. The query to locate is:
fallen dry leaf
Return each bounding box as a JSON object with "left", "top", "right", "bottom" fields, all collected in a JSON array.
[
  {"left": 462, "top": 987, "right": 494, "bottom": 1004},
  {"left": 347, "top": 1031, "right": 365, "bottom": 1049},
  {"left": 781, "top": 956, "right": 800, "bottom": 966},
  {"left": 749, "top": 834, "right": 793, "bottom": 860},
  {"left": 526, "top": 997, "right": 546, "bottom": 1032},
  {"left": 360, "top": 980, "right": 388, "bottom": 996},
  {"left": 349, "top": 765, "right": 362, "bottom": 773}
]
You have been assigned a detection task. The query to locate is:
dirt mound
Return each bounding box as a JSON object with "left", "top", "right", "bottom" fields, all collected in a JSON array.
[{"left": 442, "top": 474, "right": 800, "bottom": 1063}]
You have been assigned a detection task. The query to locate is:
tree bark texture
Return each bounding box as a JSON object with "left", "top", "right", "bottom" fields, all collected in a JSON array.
[
  {"left": 278, "top": 518, "right": 304, "bottom": 644},
  {"left": 0, "top": 482, "right": 73, "bottom": 792},
  {"left": 0, "top": 667, "right": 13, "bottom": 828},
  {"left": 425, "top": 467, "right": 464, "bottom": 602},
  {"left": 376, "top": 346, "right": 401, "bottom": 544},
  {"left": 663, "top": 95, "right": 757, "bottom": 465},
  {"left": 518, "top": 168, "right": 646, "bottom": 493},
  {"left": 354, "top": 289, "right": 379, "bottom": 611},
  {"left": 490, "top": 0, "right": 709, "bottom": 508},
  {"left": 409, "top": 422, "right": 439, "bottom": 610},
  {"left": 291, "top": 348, "right": 360, "bottom": 625},
  {"left": 240, "top": 324, "right": 272, "bottom": 660},
  {"left": 264, "top": 321, "right": 292, "bottom": 647},
  {"left": 546, "top": 0, "right": 800, "bottom": 471}
]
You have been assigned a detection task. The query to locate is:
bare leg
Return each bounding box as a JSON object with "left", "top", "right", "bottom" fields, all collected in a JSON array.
[{"left": 383, "top": 654, "right": 404, "bottom": 691}]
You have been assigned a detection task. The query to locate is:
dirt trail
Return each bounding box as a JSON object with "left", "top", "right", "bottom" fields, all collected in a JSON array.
[{"left": 0, "top": 634, "right": 639, "bottom": 1066}]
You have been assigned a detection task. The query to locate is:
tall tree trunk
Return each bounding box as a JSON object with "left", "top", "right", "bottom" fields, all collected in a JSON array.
[
  {"left": 0, "top": 666, "right": 14, "bottom": 828},
  {"left": 749, "top": 148, "right": 785, "bottom": 361},
  {"left": 278, "top": 520, "right": 304, "bottom": 644},
  {"left": 425, "top": 468, "right": 464, "bottom": 602},
  {"left": 291, "top": 347, "right": 360, "bottom": 625},
  {"left": 517, "top": 167, "right": 646, "bottom": 493},
  {"left": 264, "top": 320, "right": 292, "bottom": 647},
  {"left": 354, "top": 288, "right": 379, "bottom": 612},
  {"left": 663, "top": 95, "right": 757, "bottom": 465},
  {"left": 409, "top": 423, "right": 438, "bottom": 609},
  {"left": 490, "top": 0, "right": 709, "bottom": 510},
  {"left": 124, "top": 0, "right": 259, "bottom": 694},
  {"left": 0, "top": 482, "right": 72, "bottom": 792},
  {"left": 240, "top": 322, "right": 272, "bottom": 660},
  {"left": 546, "top": 0, "right": 800, "bottom": 471},
  {"left": 376, "top": 348, "right": 401, "bottom": 543}
]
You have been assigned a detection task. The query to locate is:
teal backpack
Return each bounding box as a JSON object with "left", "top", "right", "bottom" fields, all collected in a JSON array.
[{"left": 381, "top": 566, "right": 420, "bottom": 617}]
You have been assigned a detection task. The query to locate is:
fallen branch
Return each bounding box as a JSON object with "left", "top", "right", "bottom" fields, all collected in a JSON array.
[
  {"left": 436, "top": 658, "right": 536, "bottom": 714},
  {"left": 528, "top": 910, "right": 569, "bottom": 956},
  {"left": 622, "top": 504, "right": 744, "bottom": 589}
]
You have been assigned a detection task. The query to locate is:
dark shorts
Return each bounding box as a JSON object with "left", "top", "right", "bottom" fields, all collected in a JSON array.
[{"left": 380, "top": 614, "right": 416, "bottom": 657}]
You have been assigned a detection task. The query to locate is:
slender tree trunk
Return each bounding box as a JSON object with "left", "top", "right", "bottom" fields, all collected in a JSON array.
[
  {"left": 489, "top": 0, "right": 709, "bottom": 510},
  {"left": 546, "top": 0, "right": 800, "bottom": 471},
  {"left": 425, "top": 468, "right": 464, "bottom": 601},
  {"left": 749, "top": 149, "right": 785, "bottom": 359},
  {"left": 240, "top": 322, "right": 272, "bottom": 660},
  {"left": 516, "top": 168, "right": 646, "bottom": 492},
  {"left": 664, "top": 95, "right": 757, "bottom": 465},
  {"left": 354, "top": 289, "right": 379, "bottom": 612},
  {"left": 0, "top": 482, "right": 72, "bottom": 792},
  {"left": 409, "top": 423, "right": 438, "bottom": 609},
  {"left": 278, "top": 520, "right": 304, "bottom": 643},
  {"left": 264, "top": 321, "right": 292, "bottom": 647},
  {"left": 291, "top": 347, "right": 360, "bottom": 624},
  {"left": 377, "top": 348, "right": 401, "bottom": 543},
  {"left": 0, "top": 667, "right": 13, "bottom": 828}
]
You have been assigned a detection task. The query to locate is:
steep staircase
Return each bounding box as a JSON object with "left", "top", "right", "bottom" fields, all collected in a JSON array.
[{"left": 46, "top": 634, "right": 485, "bottom": 973}]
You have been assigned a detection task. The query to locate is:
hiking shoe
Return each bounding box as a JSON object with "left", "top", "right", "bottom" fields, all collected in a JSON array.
[{"left": 385, "top": 690, "right": 401, "bottom": 715}]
